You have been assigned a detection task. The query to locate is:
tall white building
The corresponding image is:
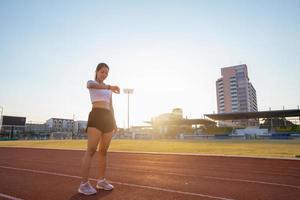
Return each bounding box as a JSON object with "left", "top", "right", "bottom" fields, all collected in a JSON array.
[{"left": 216, "top": 64, "right": 258, "bottom": 126}]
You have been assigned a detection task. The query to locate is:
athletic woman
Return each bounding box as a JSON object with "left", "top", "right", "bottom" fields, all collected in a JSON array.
[{"left": 78, "top": 63, "right": 120, "bottom": 195}]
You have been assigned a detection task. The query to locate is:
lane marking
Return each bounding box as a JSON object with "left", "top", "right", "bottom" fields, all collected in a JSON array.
[
  {"left": 112, "top": 165, "right": 300, "bottom": 179},
  {"left": 0, "top": 193, "right": 24, "bottom": 200},
  {"left": 0, "top": 165, "right": 235, "bottom": 200},
  {"left": 1, "top": 157, "right": 300, "bottom": 178},
  {"left": 110, "top": 180, "right": 235, "bottom": 200},
  {"left": 1, "top": 158, "right": 299, "bottom": 189},
  {"left": 200, "top": 175, "right": 300, "bottom": 189},
  {"left": 108, "top": 166, "right": 300, "bottom": 189},
  {"left": 252, "top": 170, "right": 300, "bottom": 177}
]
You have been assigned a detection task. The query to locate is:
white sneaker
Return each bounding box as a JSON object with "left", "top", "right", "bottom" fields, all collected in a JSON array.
[
  {"left": 78, "top": 181, "right": 97, "bottom": 195},
  {"left": 96, "top": 178, "right": 114, "bottom": 190}
]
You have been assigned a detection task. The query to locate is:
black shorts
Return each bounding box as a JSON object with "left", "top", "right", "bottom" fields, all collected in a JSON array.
[{"left": 86, "top": 108, "right": 116, "bottom": 133}]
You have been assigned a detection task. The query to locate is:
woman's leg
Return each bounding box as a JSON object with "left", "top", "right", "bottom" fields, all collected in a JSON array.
[
  {"left": 81, "top": 127, "right": 102, "bottom": 183},
  {"left": 98, "top": 131, "right": 113, "bottom": 180}
]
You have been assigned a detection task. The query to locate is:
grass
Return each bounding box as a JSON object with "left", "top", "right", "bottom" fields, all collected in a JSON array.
[{"left": 0, "top": 139, "right": 300, "bottom": 158}]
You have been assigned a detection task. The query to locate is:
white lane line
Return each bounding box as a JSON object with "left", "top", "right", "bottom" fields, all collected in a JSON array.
[
  {"left": 109, "top": 166, "right": 300, "bottom": 189},
  {"left": 1, "top": 157, "right": 299, "bottom": 189},
  {"left": 251, "top": 170, "right": 300, "bottom": 177},
  {"left": 200, "top": 175, "right": 300, "bottom": 189},
  {"left": 110, "top": 180, "right": 234, "bottom": 200},
  {"left": 0, "top": 193, "right": 24, "bottom": 200},
  {"left": 0, "top": 165, "right": 235, "bottom": 200},
  {"left": 2, "top": 158, "right": 300, "bottom": 179}
]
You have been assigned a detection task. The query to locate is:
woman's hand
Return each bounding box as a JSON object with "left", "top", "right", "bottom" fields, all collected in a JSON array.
[{"left": 110, "top": 85, "right": 120, "bottom": 94}]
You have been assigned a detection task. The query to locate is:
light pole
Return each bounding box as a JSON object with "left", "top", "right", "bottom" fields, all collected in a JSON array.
[{"left": 123, "top": 88, "right": 134, "bottom": 132}]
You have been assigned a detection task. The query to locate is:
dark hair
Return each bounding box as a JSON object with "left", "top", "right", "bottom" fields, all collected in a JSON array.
[{"left": 95, "top": 63, "right": 109, "bottom": 80}]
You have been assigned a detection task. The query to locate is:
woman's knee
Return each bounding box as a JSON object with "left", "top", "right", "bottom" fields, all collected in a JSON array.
[
  {"left": 98, "top": 147, "right": 108, "bottom": 156},
  {"left": 87, "top": 147, "right": 97, "bottom": 156}
]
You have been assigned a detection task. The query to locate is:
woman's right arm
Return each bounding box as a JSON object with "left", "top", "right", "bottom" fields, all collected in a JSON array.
[
  {"left": 87, "top": 80, "right": 110, "bottom": 89},
  {"left": 87, "top": 80, "right": 120, "bottom": 94}
]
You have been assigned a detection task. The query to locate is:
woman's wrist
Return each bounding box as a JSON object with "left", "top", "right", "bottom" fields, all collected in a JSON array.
[{"left": 107, "top": 85, "right": 111, "bottom": 90}]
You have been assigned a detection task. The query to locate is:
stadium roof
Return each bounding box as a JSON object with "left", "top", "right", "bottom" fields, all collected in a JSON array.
[
  {"left": 146, "top": 118, "right": 216, "bottom": 125},
  {"left": 205, "top": 109, "right": 300, "bottom": 120},
  {"left": 179, "top": 119, "right": 216, "bottom": 125}
]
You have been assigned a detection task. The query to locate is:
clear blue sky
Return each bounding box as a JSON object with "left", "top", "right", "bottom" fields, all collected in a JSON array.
[{"left": 0, "top": 0, "right": 299, "bottom": 127}]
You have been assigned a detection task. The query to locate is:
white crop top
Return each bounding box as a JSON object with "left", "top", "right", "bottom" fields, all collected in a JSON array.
[{"left": 87, "top": 80, "right": 112, "bottom": 103}]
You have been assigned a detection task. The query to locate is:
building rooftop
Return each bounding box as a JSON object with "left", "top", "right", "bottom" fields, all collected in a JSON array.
[{"left": 205, "top": 109, "right": 300, "bottom": 120}]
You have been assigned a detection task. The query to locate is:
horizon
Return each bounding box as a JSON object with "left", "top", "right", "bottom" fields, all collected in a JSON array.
[
  {"left": 1, "top": 1, "right": 300, "bottom": 127},
  {"left": 2, "top": 107, "right": 300, "bottom": 126}
]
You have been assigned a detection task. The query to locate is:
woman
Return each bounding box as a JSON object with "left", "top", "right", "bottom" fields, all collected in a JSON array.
[{"left": 78, "top": 63, "right": 120, "bottom": 195}]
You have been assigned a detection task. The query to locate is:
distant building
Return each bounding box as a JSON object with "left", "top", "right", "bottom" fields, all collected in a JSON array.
[
  {"left": 130, "top": 126, "right": 153, "bottom": 139},
  {"left": 25, "top": 122, "right": 50, "bottom": 133},
  {"left": 150, "top": 108, "right": 215, "bottom": 138},
  {"left": 216, "top": 64, "right": 258, "bottom": 126},
  {"left": 74, "top": 120, "right": 88, "bottom": 137},
  {"left": 46, "top": 118, "right": 75, "bottom": 132},
  {"left": 150, "top": 108, "right": 183, "bottom": 137}
]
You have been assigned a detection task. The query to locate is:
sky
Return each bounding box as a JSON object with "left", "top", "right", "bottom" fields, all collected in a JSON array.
[{"left": 0, "top": 0, "right": 299, "bottom": 127}]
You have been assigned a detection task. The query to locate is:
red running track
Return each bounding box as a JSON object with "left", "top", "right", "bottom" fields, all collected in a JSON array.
[{"left": 0, "top": 147, "right": 300, "bottom": 200}]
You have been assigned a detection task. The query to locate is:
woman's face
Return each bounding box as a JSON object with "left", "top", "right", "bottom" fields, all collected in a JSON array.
[{"left": 96, "top": 67, "right": 109, "bottom": 81}]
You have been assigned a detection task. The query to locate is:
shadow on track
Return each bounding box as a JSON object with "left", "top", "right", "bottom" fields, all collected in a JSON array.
[{"left": 69, "top": 190, "right": 113, "bottom": 200}]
